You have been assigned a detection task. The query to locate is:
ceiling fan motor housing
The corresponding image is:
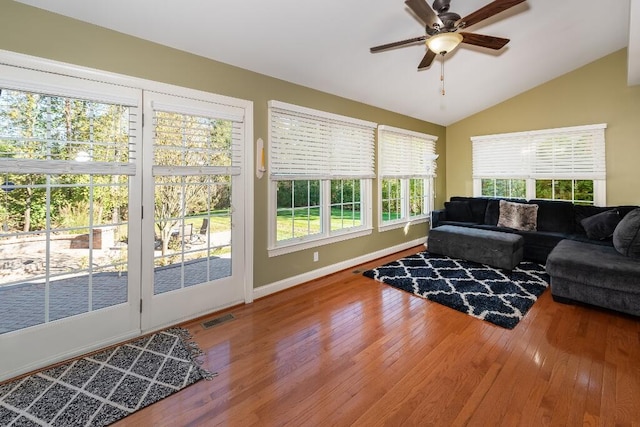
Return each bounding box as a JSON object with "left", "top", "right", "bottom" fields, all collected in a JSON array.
[
  {"left": 432, "top": 0, "right": 450, "bottom": 13},
  {"left": 438, "top": 12, "right": 461, "bottom": 30}
]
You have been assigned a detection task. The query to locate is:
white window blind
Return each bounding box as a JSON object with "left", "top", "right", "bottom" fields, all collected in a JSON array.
[
  {"left": 531, "top": 126, "right": 606, "bottom": 179},
  {"left": 0, "top": 85, "right": 139, "bottom": 176},
  {"left": 268, "top": 100, "right": 376, "bottom": 180},
  {"left": 150, "top": 97, "right": 243, "bottom": 177},
  {"left": 472, "top": 124, "right": 606, "bottom": 180},
  {"left": 378, "top": 125, "right": 438, "bottom": 178}
]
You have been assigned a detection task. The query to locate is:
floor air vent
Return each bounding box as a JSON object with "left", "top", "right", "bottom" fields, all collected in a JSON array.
[{"left": 201, "top": 313, "right": 235, "bottom": 329}]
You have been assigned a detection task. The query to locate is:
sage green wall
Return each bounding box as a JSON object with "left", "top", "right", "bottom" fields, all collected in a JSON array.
[
  {"left": 0, "top": 0, "right": 446, "bottom": 287},
  {"left": 446, "top": 49, "right": 640, "bottom": 206}
]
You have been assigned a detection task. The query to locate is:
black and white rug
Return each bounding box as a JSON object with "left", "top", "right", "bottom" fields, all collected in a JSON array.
[
  {"left": 0, "top": 327, "right": 214, "bottom": 426},
  {"left": 363, "top": 251, "right": 549, "bottom": 329}
]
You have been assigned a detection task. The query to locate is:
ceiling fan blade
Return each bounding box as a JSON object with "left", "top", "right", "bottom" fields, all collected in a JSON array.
[
  {"left": 418, "top": 50, "right": 437, "bottom": 70},
  {"left": 370, "top": 36, "right": 426, "bottom": 53},
  {"left": 460, "top": 32, "right": 510, "bottom": 49},
  {"left": 405, "top": 0, "right": 443, "bottom": 28},
  {"left": 460, "top": 0, "right": 526, "bottom": 28}
]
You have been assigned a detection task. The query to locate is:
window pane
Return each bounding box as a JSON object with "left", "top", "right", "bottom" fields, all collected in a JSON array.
[
  {"left": 330, "top": 180, "right": 362, "bottom": 231},
  {"left": 495, "top": 179, "right": 508, "bottom": 197},
  {"left": 555, "top": 180, "right": 573, "bottom": 200},
  {"left": 536, "top": 180, "right": 553, "bottom": 199},
  {"left": 154, "top": 112, "right": 232, "bottom": 167},
  {"left": 409, "top": 178, "right": 426, "bottom": 217},
  {"left": 381, "top": 179, "right": 402, "bottom": 222},
  {"left": 481, "top": 179, "right": 495, "bottom": 197},
  {"left": 510, "top": 180, "right": 526, "bottom": 198},
  {"left": 0, "top": 90, "right": 132, "bottom": 163},
  {"left": 575, "top": 180, "right": 594, "bottom": 203},
  {"left": 277, "top": 181, "right": 293, "bottom": 209},
  {"left": 276, "top": 180, "right": 321, "bottom": 242},
  {"left": 153, "top": 176, "right": 232, "bottom": 295},
  {"left": 0, "top": 173, "right": 130, "bottom": 333}
]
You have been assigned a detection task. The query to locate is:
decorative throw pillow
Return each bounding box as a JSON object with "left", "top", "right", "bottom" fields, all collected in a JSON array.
[
  {"left": 444, "top": 201, "right": 473, "bottom": 222},
  {"left": 580, "top": 209, "right": 621, "bottom": 240},
  {"left": 497, "top": 200, "right": 538, "bottom": 231},
  {"left": 613, "top": 208, "right": 640, "bottom": 258}
]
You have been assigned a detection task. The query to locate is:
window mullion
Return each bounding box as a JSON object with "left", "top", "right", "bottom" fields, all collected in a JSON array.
[
  {"left": 322, "top": 180, "right": 331, "bottom": 236},
  {"left": 401, "top": 179, "right": 409, "bottom": 220}
]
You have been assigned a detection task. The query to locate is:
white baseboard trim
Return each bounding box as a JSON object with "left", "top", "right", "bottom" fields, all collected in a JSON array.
[{"left": 253, "top": 238, "right": 425, "bottom": 300}]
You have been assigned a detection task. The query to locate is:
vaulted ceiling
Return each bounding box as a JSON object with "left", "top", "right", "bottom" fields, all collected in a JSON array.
[{"left": 15, "top": 0, "right": 638, "bottom": 126}]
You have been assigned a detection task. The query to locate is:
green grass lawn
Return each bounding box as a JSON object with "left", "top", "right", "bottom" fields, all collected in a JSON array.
[{"left": 275, "top": 207, "right": 366, "bottom": 240}]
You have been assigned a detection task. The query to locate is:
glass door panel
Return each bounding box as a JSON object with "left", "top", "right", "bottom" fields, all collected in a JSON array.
[
  {"left": 152, "top": 177, "right": 232, "bottom": 295},
  {"left": 0, "top": 66, "right": 141, "bottom": 381},
  {"left": 141, "top": 92, "right": 245, "bottom": 331}
]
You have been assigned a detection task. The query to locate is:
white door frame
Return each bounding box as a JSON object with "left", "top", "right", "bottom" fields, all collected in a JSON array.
[{"left": 140, "top": 90, "right": 254, "bottom": 332}]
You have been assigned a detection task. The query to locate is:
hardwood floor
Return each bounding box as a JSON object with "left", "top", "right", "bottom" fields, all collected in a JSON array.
[{"left": 116, "top": 247, "right": 640, "bottom": 426}]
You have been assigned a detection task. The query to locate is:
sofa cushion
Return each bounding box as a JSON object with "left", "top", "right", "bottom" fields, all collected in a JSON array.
[
  {"left": 581, "top": 209, "right": 621, "bottom": 240},
  {"left": 613, "top": 208, "right": 640, "bottom": 258},
  {"left": 574, "top": 205, "right": 610, "bottom": 234},
  {"left": 484, "top": 199, "right": 501, "bottom": 225},
  {"left": 468, "top": 198, "right": 489, "bottom": 224},
  {"left": 497, "top": 200, "right": 538, "bottom": 231},
  {"left": 546, "top": 239, "right": 640, "bottom": 294},
  {"left": 444, "top": 201, "right": 473, "bottom": 222},
  {"left": 529, "top": 200, "right": 575, "bottom": 234}
]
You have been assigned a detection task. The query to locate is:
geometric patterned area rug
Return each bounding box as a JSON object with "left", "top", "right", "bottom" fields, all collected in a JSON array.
[
  {"left": 0, "top": 327, "right": 214, "bottom": 426},
  {"left": 363, "top": 251, "right": 550, "bottom": 329}
]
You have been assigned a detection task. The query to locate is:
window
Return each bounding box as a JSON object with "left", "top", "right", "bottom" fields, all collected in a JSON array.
[
  {"left": 481, "top": 178, "right": 526, "bottom": 199},
  {"left": 268, "top": 101, "right": 376, "bottom": 255},
  {"left": 378, "top": 125, "right": 438, "bottom": 230},
  {"left": 472, "top": 124, "right": 606, "bottom": 205}
]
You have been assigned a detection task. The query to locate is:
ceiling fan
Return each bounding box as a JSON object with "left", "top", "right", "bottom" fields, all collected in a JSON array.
[{"left": 370, "top": 0, "right": 526, "bottom": 70}]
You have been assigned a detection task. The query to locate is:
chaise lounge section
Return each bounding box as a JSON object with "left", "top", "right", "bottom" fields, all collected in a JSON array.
[{"left": 545, "top": 208, "right": 640, "bottom": 316}]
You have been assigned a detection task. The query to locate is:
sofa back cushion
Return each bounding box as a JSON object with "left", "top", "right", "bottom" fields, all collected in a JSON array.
[
  {"left": 444, "top": 201, "right": 474, "bottom": 222},
  {"left": 613, "top": 208, "right": 640, "bottom": 258},
  {"left": 528, "top": 200, "right": 575, "bottom": 233},
  {"left": 450, "top": 196, "right": 488, "bottom": 223}
]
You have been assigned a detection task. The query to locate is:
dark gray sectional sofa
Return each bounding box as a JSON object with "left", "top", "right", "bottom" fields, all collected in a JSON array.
[
  {"left": 431, "top": 196, "right": 640, "bottom": 316},
  {"left": 431, "top": 196, "right": 638, "bottom": 263}
]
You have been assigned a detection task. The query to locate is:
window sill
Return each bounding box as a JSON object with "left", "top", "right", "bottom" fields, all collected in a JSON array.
[
  {"left": 378, "top": 216, "right": 429, "bottom": 233},
  {"left": 268, "top": 227, "right": 373, "bottom": 257}
]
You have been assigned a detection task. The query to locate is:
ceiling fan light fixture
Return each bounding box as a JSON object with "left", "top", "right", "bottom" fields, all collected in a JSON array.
[{"left": 426, "top": 32, "right": 463, "bottom": 54}]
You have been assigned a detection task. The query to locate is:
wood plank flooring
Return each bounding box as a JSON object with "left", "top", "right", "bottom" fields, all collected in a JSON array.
[{"left": 116, "top": 247, "right": 640, "bottom": 426}]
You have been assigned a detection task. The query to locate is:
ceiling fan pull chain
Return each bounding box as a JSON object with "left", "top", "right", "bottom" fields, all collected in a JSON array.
[{"left": 440, "top": 55, "right": 445, "bottom": 96}]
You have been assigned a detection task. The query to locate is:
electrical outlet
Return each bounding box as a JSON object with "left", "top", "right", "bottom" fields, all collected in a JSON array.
[{"left": 313, "top": 251, "right": 319, "bottom": 262}]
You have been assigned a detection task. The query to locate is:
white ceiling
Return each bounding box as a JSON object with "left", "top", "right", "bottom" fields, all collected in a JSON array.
[{"left": 15, "top": 0, "right": 636, "bottom": 126}]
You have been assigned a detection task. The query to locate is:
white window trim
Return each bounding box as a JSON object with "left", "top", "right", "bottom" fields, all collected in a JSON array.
[
  {"left": 267, "top": 101, "right": 376, "bottom": 256},
  {"left": 377, "top": 125, "right": 438, "bottom": 231},
  {"left": 471, "top": 124, "right": 607, "bottom": 205}
]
